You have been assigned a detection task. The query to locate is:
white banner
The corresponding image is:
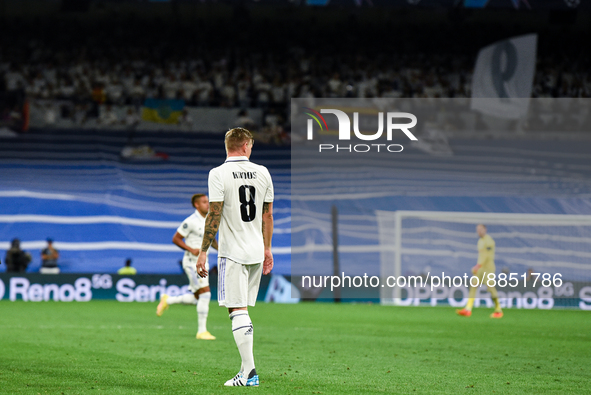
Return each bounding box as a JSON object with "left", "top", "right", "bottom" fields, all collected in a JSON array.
[{"left": 471, "top": 34, "right": 537, "bottom": 119}]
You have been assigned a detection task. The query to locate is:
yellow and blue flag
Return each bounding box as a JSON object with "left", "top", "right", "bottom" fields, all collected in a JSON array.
[{"left": 141, "top": 99, "right": 185, "bottom": 124}]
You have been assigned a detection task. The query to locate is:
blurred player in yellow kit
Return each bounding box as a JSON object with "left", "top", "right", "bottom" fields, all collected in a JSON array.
[{"left": 457, "top": 224, "right": 503, "bottom": 318}]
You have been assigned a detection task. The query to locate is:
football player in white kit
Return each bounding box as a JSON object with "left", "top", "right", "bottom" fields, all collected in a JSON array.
[
  {"left": 196, "top": 127, "right": 274, "bottom": 387},
  {"left": 156, "top": 193, "right": 217, "bottom": 340}
]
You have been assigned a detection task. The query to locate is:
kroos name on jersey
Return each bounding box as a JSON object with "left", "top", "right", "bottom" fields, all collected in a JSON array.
[{"left": 232, "top": 171, "right": 257, "bottom": 179}]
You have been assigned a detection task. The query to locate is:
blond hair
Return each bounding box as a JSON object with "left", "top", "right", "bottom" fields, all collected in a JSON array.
[{"left": 225, "top": 127, "right": 253, "bottom": 153}]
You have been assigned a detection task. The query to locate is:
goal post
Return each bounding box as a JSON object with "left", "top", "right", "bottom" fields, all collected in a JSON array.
[{"left": 376, "top": 210, "right": 591, "bottom": 306}]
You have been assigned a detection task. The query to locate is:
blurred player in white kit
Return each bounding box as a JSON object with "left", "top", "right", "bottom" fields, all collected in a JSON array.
[{"left": 157, "top": 193, "right": 217, "bottom": 340}]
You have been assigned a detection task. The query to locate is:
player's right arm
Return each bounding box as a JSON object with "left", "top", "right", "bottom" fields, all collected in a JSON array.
[
  {"left": 477, "top": 250, "right": 486, "bottom": 266},
  {"left": 200, "top": 201, "right": 223, "bottom": 254},
  {"left": 472, "top": 250, "right": 483, "bottom": 274},
  {"left": 196, "top": 201, "right": 223, "bottom": 277},
  {"left": 172, "top": 231, "right": 199, "bottom": 256},
  {"left": 197, "top": 168, "right": 224, "bottom": 277}
]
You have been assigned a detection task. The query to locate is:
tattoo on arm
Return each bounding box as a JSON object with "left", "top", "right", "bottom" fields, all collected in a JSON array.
[
  {"left": 201, "top": 202, "right": 223, "bottom": 252},
  {"left": 263, "top": 202, "right": 270, "bottom": 214}
]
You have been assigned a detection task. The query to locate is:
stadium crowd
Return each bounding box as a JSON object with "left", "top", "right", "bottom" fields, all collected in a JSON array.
[
  {"left": 1, "top": 18, "right": 590, "bottom": 109},
  {"left": 3, "top": 50, "right": 591, "bottom": 107}
]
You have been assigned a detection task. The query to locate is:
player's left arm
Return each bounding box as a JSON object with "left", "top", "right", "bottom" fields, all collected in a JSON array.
[
  {"left": 262, "top": 171, "right": 275, "bottom": 275},
  {"left": 472, "top": 241, "right": 484, "bottom": 274},
  {"left": 472, "top": 248, "right": 483, "bottom": 274},
  {"left": 473, "top": 238, "right": 494, "bottom": 274},
  {"left": 211, "top": 238, "right": 219, "bottom": 251},
  {"left": 262, "top": 201, "right": 274, "bottom": 275},
  {"left": 196, "top": 201, "right": 223, "bottom": 277}
]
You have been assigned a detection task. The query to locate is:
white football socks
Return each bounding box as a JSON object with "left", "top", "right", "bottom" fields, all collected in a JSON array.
[
  {"left": 197, "top": 292, "right": 211, "bottom": 333},
  {"left": 230, "top": 310, "right": 255, "bottom": 377},
  {"left": 167, "top": 293, "right": 197, "bottom": 305}
]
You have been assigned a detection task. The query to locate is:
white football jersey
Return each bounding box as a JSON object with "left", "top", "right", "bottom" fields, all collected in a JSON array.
[
  {"left": 208, "top": 156, "right": 274, "bottom": 265},
  {"left": 176, "top": 210, "right": 209, "bottom": 264}
]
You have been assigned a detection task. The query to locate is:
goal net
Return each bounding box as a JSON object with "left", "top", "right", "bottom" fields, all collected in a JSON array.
[{"left": 376, "top": 210, "right": 591, "bottom": 308}]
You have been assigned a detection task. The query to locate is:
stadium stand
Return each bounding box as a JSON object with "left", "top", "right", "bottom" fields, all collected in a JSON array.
[
  {"left": 1, "top": 14, "right": 590, "bottom": 112},
  {"left": 1, "top": 4, "right": 590, "bottom": 281}
]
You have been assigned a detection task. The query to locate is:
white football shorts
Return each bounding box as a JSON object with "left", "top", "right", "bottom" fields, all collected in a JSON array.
[
  {"left": 217, "top": 257, "right": 262, "bottom": 308},
  {"left": 182, "top": 255, "right": 209, "bottom": 293}
]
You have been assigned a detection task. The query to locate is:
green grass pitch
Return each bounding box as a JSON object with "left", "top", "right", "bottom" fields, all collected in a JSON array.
[{"left": 1, "top": 301, "right": 589, "bottom": 394}]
